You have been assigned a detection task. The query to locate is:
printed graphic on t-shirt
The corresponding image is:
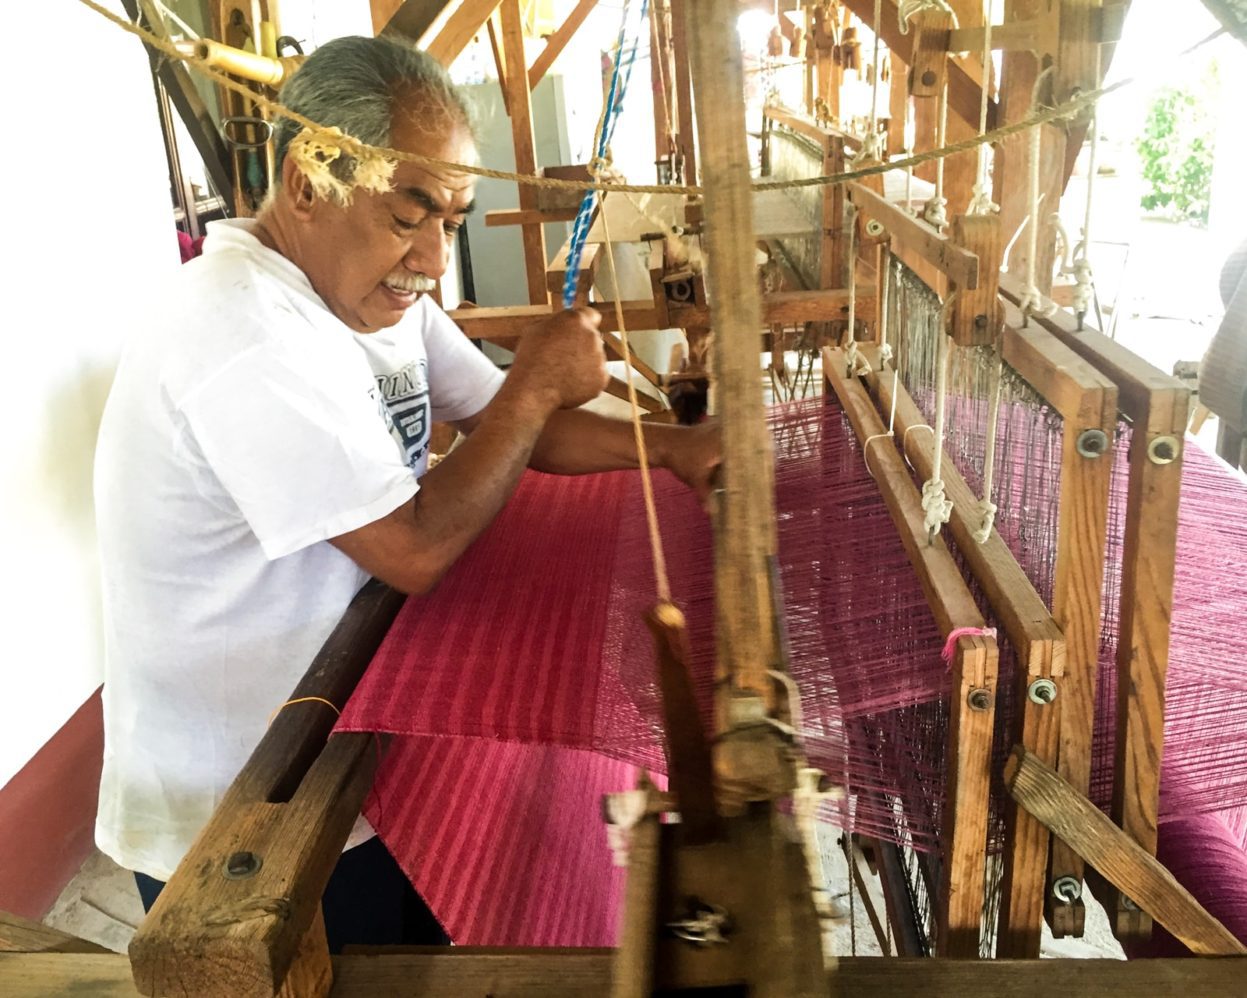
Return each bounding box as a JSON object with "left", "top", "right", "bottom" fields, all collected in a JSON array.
[{"left": 373, "top": 360, "right": 431, "bottom": 472}]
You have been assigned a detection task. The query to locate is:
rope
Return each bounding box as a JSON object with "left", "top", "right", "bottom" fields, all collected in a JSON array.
[
  {"left": 973, "top": 346, "right": 1003, "bottom": 543},
  {"left": 75, "top": 0, "right": 1228, "bottom": 200},
  {"left": 267, "top": 696, "right": 340, "bottom": 727},
  {"left": 842, "top": 203, "right": 871, "bottom": 376},
  {"left": 920, "top": 293, "right": 957, "bottom": 541},
  {"left": 940, "top": 626, "right": 996, "bottom": 662},
  {"left": 967, "top": 0, "right": 997, "bottom": 215},
  {"left": 922, "top": 83, "right": 949, "bottom": 230},
  {"left": 898, "top": 0, "right": 959, "bottom": 33},
  {"left": 1070, "top": 48, "right": 1103, "bottom": 327},
  {"left": 1017, "top": 69, "right": 1059, "bottom": 322},
  {"left": 851, "top": 0, "right": 886, "bottom": 165},
  {"left": 563, "top": 0, "right": 648, "bottom": 309}
]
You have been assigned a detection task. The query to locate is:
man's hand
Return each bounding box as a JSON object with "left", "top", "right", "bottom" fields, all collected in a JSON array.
[
  {"left": 657, "top": 420, "right": 722, "bottom": 506},
  {"left": 508, "top": 307, "right": 610, "bottom": 412}
]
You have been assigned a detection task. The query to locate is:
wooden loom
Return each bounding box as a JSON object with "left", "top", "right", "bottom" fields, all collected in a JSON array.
[{"left": 5, "top": 0, "right": 1247, "bottom": 995}]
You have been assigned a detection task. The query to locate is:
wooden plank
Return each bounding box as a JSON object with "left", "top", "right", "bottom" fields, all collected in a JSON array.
[
  {"left": 609, "top": 794, "right": 661, "bottom": 998},
  {"left": 0, "top": 913, "right": 108, "bottom": 954},
  {"left": 10, "top": 951, "right": 1247, "bottom": 997},
  {"left": 1004, "top": 746, "right": 1247, "bottom": 956},
  {"left": 669, "top": 0, "right": 697, "bottom": 183},
  {"left": 425, "top": 0, "right": 503, "bottom": 66},
  {"left": 688, "top": 0, "right": 783, "bottom": 723},
  {"left": 546, "top": 240, "right": 597, "bottom": 302},
  {"left": 128, "top": 581, "right": 405, "bottom": 998},
  {"left": 528, "top": 0, "right": 597, "bottom": 90},
  {"left": 949, "top": 213, "right": 1000, "bottom": 346},
  {"left": 998, "top": 311, "right": 1118, "bottom": 421},
  {"left": 847, "top": 182, "right": 979, "bottom": 289},
  {"left": 602, "top": 373, "right": 664, "bottom": 413},
  {"left": 498, "top": 0, "right": 549, "bottom": 304},
  {"left": 908, "top": 10, "right": 955, "bottom": 98},
  {"left": 839, "top": 0, "right": 997, "bottom": 131},
  {"left": 485, "top": 207, "right": 580, "bottom": 227}
]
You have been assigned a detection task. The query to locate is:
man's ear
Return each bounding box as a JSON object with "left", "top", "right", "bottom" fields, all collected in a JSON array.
[{"left": 282, "top": 157, "right": 317, "bottom": 218}]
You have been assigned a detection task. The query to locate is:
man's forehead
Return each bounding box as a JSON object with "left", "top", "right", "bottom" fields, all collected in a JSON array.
[{"left": 393, "top": 169, "right": 476, "bottom": 213}]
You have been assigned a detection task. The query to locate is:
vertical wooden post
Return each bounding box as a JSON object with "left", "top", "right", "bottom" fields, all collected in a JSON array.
[
  {"left": 684, "top": 0, "right": 781, "bottom": 723},
  {"left": 499, "top": 0, "right": 549, "bottom": 304},
  {"left": 670, "top": 0, "right": 698, "bottom": 185},
  {"left": 649, "top": 0, "right": 674, "bottom": 179},
  {"left": 822, "top": 136, "right": 846, "bottom": 289}
]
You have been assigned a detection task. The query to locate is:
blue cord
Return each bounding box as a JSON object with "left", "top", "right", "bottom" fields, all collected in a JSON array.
[{"left": 562, "top": 0, "right": 651, "bottom": 310}]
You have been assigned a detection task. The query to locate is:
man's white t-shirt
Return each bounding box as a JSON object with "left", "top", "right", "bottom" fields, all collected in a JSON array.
[{"left": 94, "top": 219, "right": 504, "bottom": 880}]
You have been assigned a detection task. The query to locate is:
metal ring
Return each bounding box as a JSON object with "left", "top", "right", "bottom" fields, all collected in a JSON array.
[
  {"left": 221, "top": 116, "right": 274, "bottom": 149},
  {"left": 1148, "top": 435, "right": 1180, "bottom": 465},
  {"left": 1052, "top": 876, "right": 1082, "bottom": 904},
  {"left": 1028, "top": 678, "right": 1058, "bottom": 705},
  {"left": 864, "top": 219, "right": 886, "bottom": 238},
  {"left": 1075, "top": 428, "right": 1109, "bottom": 459}
]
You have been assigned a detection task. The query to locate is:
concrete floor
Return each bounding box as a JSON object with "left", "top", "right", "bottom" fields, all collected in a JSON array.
[{"left": 42, "top": 849, "right": 144, "bottom": 954}]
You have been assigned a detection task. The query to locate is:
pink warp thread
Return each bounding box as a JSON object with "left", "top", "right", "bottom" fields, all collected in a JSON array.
[{"left": 940, "top": 626, "right": 997, "bottom": 663}]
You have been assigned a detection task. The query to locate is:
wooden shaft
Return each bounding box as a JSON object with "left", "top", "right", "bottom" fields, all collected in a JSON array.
[
  {"left": 685, "top": 0, "right": 781, "bottom": 718},
  {"left": 1004, "top": 745, "right": 1247, "bottom": 956},
  {"left": 184, "top": 39, "right": 303, "bottom": 87}
]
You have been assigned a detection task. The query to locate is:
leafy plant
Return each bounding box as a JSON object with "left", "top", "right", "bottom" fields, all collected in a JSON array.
[{"left": 1135, "top": 67, "right": 1219, "bottom": 225}]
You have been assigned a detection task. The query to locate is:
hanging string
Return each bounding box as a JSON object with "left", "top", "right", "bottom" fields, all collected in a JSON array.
[
  {"left": 842, "top": 203, "right": 871, "bottom": 376},
  {"left": 967, "top": 0, "right": 997, "bottom": 215},
  {"left": 898, "top": 0, "right": 959, "bottom": 33},
  {"left": 921, "top": 294, "right": 958, "bottom": 541},
  {"left": 922, "top": 83, "right": 949, "bottom": 230},
  {"left": 563, "top": 0, "right": 649, "bottom": 309},
  {"left": 1017, "top": 69, "right": 1059, "bottom": 321},
  {"left": 973, "top": 347, "right": 1004, "bottom": 543},
  {"left": 852, "top": 0, "right": 886, "bottom": 164},
  {"left": 1071, "top": 49, "right": 1102, "bottom": 329}
]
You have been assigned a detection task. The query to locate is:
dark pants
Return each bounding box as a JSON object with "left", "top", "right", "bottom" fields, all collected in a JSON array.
[{"left": 134, "top": 835, "right": 448, "bottom": 953}]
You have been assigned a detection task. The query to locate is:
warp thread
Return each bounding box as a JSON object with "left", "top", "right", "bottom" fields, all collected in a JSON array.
[{"left": 940, "top": 626, "right": 997, "bottom": 663}]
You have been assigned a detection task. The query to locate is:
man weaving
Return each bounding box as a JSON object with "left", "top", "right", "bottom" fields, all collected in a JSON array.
[{"left": 93, "top": 36, "right": 718, "bottom": 950}]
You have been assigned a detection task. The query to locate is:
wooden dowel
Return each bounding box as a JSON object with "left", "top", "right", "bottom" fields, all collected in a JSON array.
[{"left": 1004, "top": 745, "right": 1247, "bottom": 956}]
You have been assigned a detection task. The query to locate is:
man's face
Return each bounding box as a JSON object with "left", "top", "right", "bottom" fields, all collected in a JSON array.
[{"left": 298, "top": 107, "right": 477, "bottom": 334}]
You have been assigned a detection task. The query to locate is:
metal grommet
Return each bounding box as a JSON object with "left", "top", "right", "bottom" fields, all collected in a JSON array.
[
  {"left": 967, "top": 687, "right": 993, "bottom": 712},
  {"left": 1148, "top": 435, "right": 1180, "bottom": 465},
  {"left": 1053, "top": 876, "right": 1082, "bottom": 904},
  {"left": 1076, "top": 428, "right": 1109, "bottom": 458},
  {"left": 223, "top": 851, "right": 262, "bottom": 880},
  {"left": 864, "top": 219, "right": 886, "bottom": 238},
  {"left": 1028, "top": 678, "right": 1058, "bottom": 705}
]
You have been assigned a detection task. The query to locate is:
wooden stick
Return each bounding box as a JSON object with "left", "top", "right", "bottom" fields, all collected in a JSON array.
[
  {"left": 1004, "top": 745, "right": 1247, "bottom": 956},
  {"left": 528, "top": 0, "right": 597, "bottom": 90}
]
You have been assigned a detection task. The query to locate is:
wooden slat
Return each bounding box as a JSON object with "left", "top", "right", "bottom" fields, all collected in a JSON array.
[
  {"left": 485, "top": 206, "right": 581, "bottom": 227},
  {"left": 424, "top": 0, "right": 503, "bottom": 66},
  {"left": 862, "top": 348, "right": 1063, "bottom": 958},
  {"left": 528, "top": 0, "right": 597, "bottom": 90},
  {"left": 0, "top": 912, "right": 108, "bottom": 955},
  {"left": 999, "top": 311, "right": 1118, "bottom": 420},
  {"left": 824, "top": 348, "right": 997, "bottom": 957},
  {"left": 1005, "top": 746, "right": 1247, "bottom": 956},
  {"left": 846, "top": 182, "right": 979, "bottom": 290},
  {"left": 376, "top": 0, "right": 449, "bottom": 41},
  {"left": 670, "top": 0, "right": 697, "bottom": 183},
  {"left": 128, "top": 581, "right": 405, "bottom": 998},
  {"left": 546, "top": 240, "right": 597, "bottom": 301}
]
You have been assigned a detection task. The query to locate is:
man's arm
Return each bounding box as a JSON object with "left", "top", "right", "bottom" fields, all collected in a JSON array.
[{"left": 329, "top": 309, "right": 608, "bottom": 595}]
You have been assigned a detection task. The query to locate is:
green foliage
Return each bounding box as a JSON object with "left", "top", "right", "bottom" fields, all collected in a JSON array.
[{"left": 1135, "top": 68, "right": 1219, "bottom": 225}]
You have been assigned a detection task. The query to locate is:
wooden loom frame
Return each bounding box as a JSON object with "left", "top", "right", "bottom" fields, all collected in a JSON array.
[{"left": 6, "top": 0, "right": 1243, "bottom": 994}]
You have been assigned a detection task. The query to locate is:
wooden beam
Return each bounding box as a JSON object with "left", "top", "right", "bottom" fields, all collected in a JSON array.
[
  {"left": 528, "top": 0, "right": 597, "bottom": 90},
  {"left": 846, "top": 182, "right": 979, "bottom": 289},
  {"left": 425, "top": 0, "right": 503, "bottom": 66},
  {"left": 485, "top": 206, "right": 580, "bottom": 227},
  {"left": 128, "top": 581, "right": 405, "bottom": 998},
  {"left": 669, "top": 0, "right": 697, "bottom": 184},
  {"left": 686, "top": 0, "right": 781, "bottom": 722},
  {"left": 498, "top": 0, "right": 550, "bottom": 305},
  {"left": 377, "top": 0, "right": 450, "bottom": 42},
  {"left": 1004, "top": 745, "right": 1247, "bottom": 956},
  {"left": 0, "top": 912, "right": 108, "bottom": 955},
  {"left": 10, "top": 950, "right": 1247, "bottom": 997}
]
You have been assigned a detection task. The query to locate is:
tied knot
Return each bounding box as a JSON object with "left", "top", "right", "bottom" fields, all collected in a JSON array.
[
  {"left": 879, "top": 341, "right": 894, "bottom": 365},
  {"left": 967, "top": 184, "right": 998, "bottom": 216},
  {"left": 972, "top": 498, "right": 998, "bottom": 544},
  {"left": 923, "top": 195, "right": 948, "bottom": 230},
  {"left": 921, "top": 477, "right": 953, "bottom": 537},
  {"left": 899, "top": 0, "right": 960, "bottom": 33},
  {"left": 941, "top": 626, "right": 997, "bottom": 663}
]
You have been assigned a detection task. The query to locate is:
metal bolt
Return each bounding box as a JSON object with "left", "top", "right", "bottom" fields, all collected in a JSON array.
[
  {"left": 1076, "top": 428, "right": 1109, "bottom": 458},
  {"left": 1053, "top": 876, "right": 1082, "bottom": 904},
  {"left": 1148, "top": 435, "right": 1179, "bottom": 465},
  {"left": 223, "top": 851, "right": 262, "bottom": 880},
  {"left": 865, "top": 218, "right": 885, "bottom": 238},
  {"left": 1028, "top": 678, "right": 1058, "bottom": 705},
  {"left": 921, "top": 70, "right": 937, "bottom": 87},
  {"left": 967, "top": 687, "right": 992, "bottom": 712},
  {"left": 1120, "top": 895, "right": 1141, "bottom": 912}
]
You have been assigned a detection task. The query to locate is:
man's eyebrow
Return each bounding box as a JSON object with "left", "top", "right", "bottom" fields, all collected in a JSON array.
[{"left": 398, "top": 187, "right": 475, "bottom": 217}]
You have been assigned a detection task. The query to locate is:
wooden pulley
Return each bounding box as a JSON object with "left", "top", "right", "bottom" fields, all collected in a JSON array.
[
  {"left": 907, "top": 10, "right": 954, "bottom": 98},
  {"left": 950, "top": 213, "right": 1003, "bottom": 347}
]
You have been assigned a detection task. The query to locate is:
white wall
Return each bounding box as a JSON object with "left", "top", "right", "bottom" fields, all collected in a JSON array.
[{"left": 0, "top": 1, "right": 176, "bottom": 788}]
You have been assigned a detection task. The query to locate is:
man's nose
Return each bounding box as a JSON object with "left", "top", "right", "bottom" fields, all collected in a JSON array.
[{"left": 403, "top": 223, "right": 450, "bottom": 280}]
